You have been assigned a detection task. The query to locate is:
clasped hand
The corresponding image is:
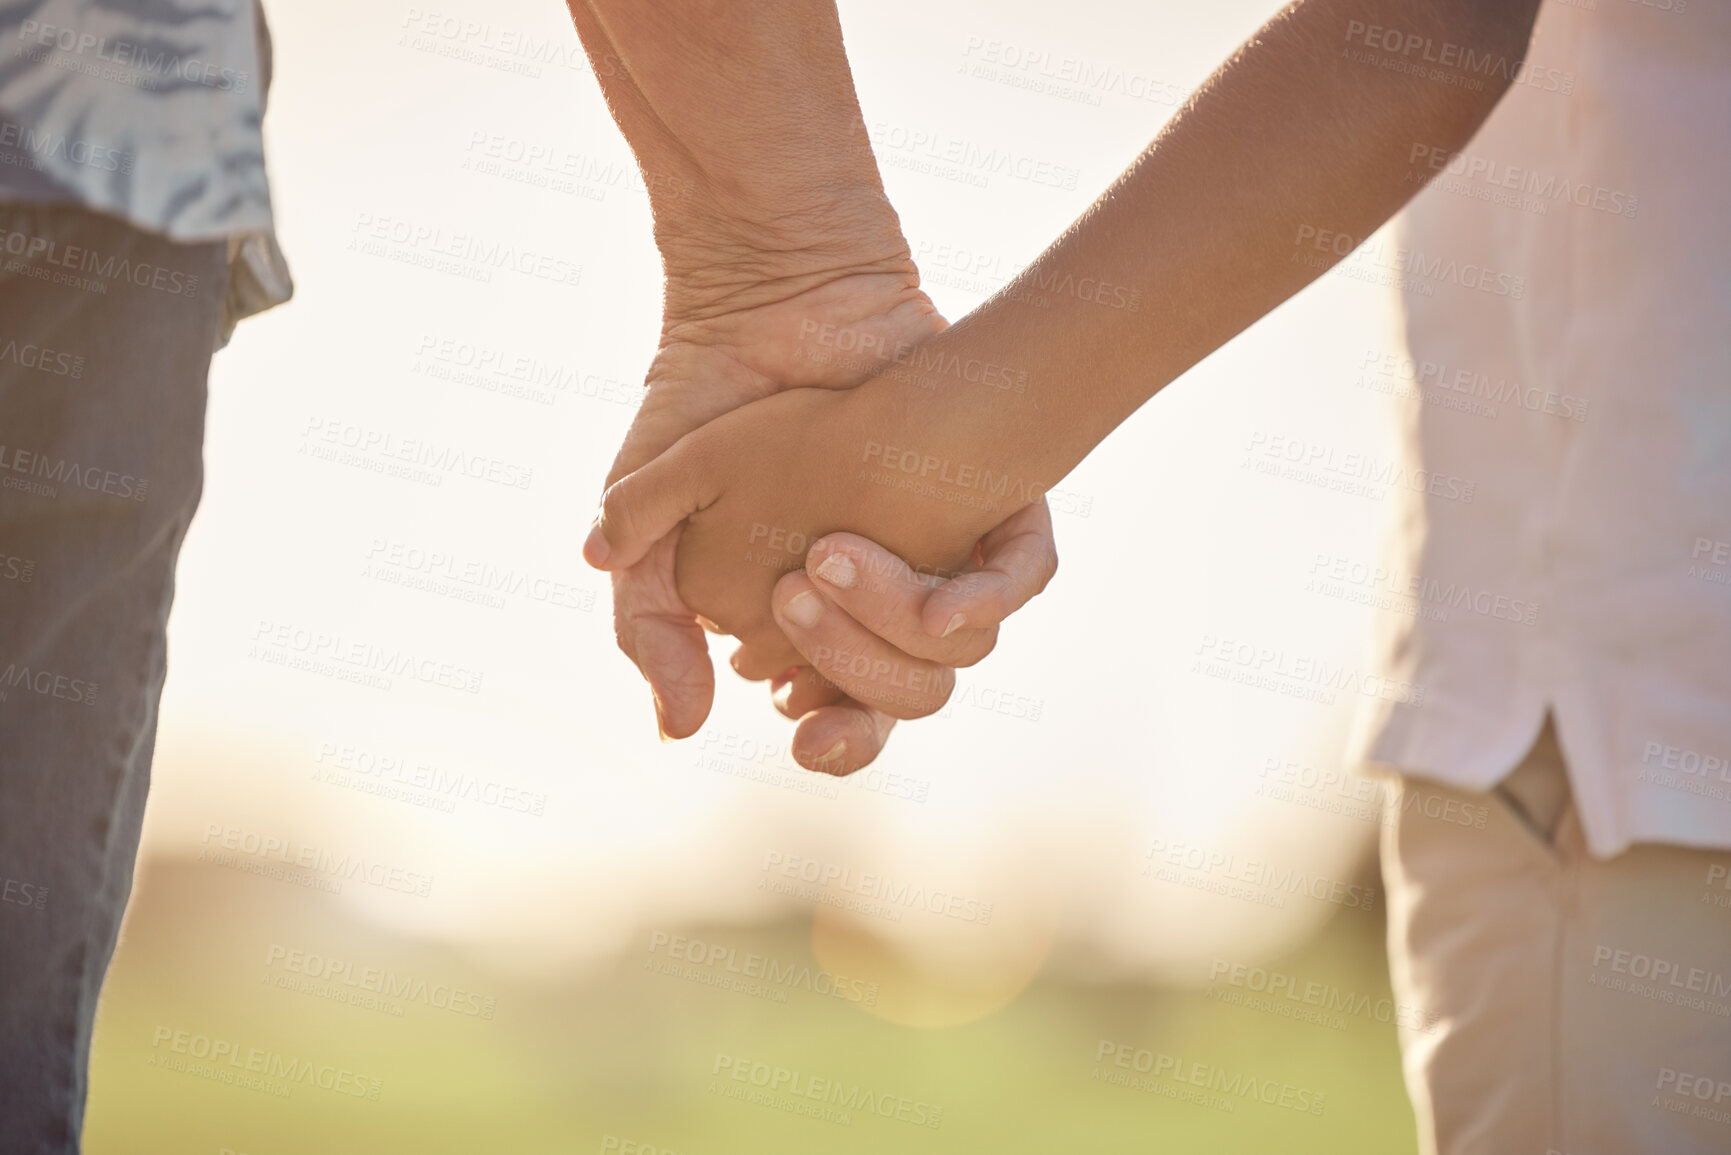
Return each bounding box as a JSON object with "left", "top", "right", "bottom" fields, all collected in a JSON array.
[{"left": 587, "top": 317, "right": 1057, "bottom": 774}]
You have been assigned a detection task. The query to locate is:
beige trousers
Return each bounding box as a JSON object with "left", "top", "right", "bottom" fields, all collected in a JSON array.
[{"left": 1379, "top": 719, "right": 1731, "bottom": 1155}]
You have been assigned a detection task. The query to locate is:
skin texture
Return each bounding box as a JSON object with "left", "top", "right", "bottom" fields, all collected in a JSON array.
[
  {"left": 587, "top": 0, "right": 1544, "bottom": 663},
  {"left": 567, "top": 1, "right": 1060, "bottom": 769}
]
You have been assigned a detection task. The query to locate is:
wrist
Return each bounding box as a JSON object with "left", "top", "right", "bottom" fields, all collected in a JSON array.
[
  {"left": 654, "top": 189, "right": 917, "bottom": 325},
  {"left": 853, "top": 322, "right": 1068, "bottom": 500}
]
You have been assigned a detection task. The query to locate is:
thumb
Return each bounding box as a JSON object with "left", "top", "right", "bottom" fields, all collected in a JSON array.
[
  {"left": 920, "top": 496, "right": 1058, "bottom": 636},
  {"left": 582, "top": 436, "right": 720, "bottom": 572}
]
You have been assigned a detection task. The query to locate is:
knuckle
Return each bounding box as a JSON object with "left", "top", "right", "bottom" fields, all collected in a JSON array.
[
  {"left": 902, "top": 670, "right": 956, "bottom": 720},
  {"left": 949, "top": 625, "right": 999, "bottom": 669},
  {"left": 977, "top": 587, "right": 1013, "bottom": 622},
  {"left": 601, "top": 480, "right": 635, "bottom": 540},
  {"left": 863, "top": 591, "right": 907, "bottom": 639},
  {"left": 889, "top": 691, "right": 943, "bottom": 721},
  {"left": 849, "top": 662, "right": 951, "bottom": 721},
  {"left": 610, "top": 610, "right": 641, "bottom": 666}
]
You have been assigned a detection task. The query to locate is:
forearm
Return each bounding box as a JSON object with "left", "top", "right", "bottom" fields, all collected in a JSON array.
[
  {"left": 853, "top": 0, "right": 1540, "bottom": 495},
  {"left": 567, "top": 0, "right": 914, "bottom": 319}
]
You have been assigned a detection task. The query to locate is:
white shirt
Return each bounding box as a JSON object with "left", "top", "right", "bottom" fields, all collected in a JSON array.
[
  {"left": 1348, "top": 0, "right": 1731, "bottom": 856},
  {"left": 0, "top": 0, "right": 290, "bottom": 343}
]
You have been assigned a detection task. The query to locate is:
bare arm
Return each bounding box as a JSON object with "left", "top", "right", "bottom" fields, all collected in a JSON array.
[{"left": 870, "top": 0, "right": 1545, "bottom": 496}]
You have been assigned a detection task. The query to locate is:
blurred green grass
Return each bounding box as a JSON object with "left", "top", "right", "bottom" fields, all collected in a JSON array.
[{"left": 86, "top": 857, "right": 1416, "bottom": 1154}]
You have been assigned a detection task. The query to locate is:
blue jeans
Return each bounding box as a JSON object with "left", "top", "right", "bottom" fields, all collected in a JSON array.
[{"left": 0, "top": 202, "right": 228, "bottom": 1153}]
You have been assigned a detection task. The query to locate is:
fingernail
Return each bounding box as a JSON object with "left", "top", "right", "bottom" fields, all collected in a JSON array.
[
  {"left": 780, "top": 589, "right": 823, "bottom": 630},
  {"left": 812, "top": 551, "right": 857, "bottom": 590},
  {"left": 941, "top": 612, "right": 967, "bottom": 637},
  {"left": 582, "top": 520, "right": 610, "bottom": 568},
  {"left": 810, "top": 738, "right": 848, "bottom": 766}
]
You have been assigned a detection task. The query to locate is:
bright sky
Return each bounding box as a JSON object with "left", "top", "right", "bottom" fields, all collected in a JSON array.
[{"left": 145, "top": 0, "right": 1406, "bottom": 992}]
